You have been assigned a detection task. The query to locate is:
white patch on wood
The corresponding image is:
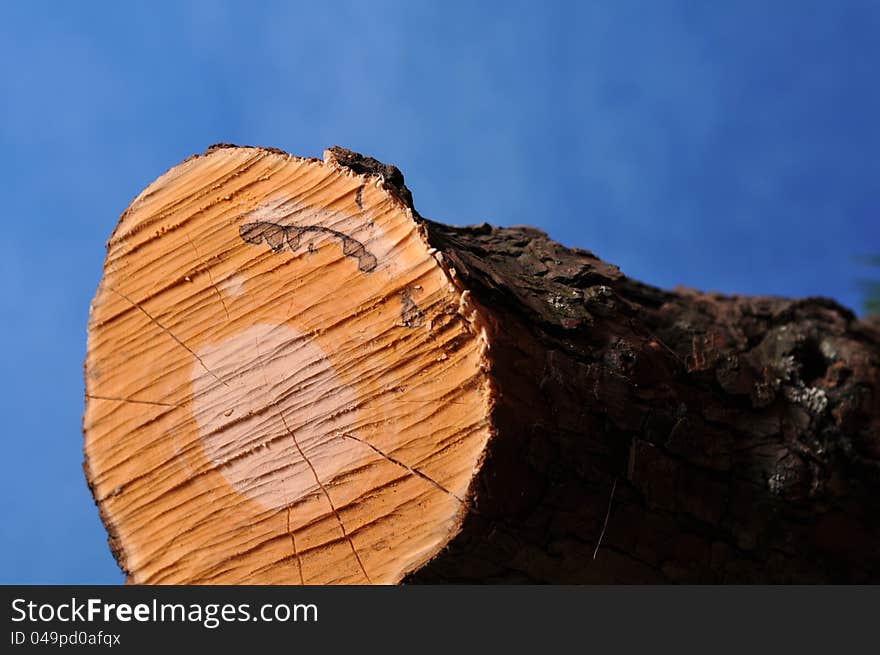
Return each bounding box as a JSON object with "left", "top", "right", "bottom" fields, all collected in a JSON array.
[{"left": 191, "top": 323, "right": 365, "bottom": 515}]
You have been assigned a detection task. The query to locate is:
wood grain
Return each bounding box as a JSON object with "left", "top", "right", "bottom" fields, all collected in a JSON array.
[{"left": 84, "top": 146, "right": 494, "bottom": 584}]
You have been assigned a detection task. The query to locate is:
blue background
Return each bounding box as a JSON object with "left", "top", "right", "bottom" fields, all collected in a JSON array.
[{"left": 1, "top": 1, "right": 878, "bottom": 583}]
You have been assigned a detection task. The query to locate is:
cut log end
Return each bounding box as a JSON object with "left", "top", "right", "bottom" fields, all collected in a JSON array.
[{"left": 84, "top": 146, "right": 495, "bottom": 584}]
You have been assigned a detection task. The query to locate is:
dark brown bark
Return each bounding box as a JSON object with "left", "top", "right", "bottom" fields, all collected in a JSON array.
[{"left": 322, "top": 147, "right": 880, "bottom": 583}]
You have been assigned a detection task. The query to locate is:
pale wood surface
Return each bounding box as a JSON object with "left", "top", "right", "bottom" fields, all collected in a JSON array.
[{"left": 83, "top": 146, "right": 494, "bottom": 584}]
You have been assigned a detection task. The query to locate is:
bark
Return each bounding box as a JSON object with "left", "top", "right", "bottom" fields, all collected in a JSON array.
[
  {"left": 85, "top": 145, "right": 880, "bottom": 584},
  {"left": 411, "top": 233, "right": 879, "bottom": 583}
]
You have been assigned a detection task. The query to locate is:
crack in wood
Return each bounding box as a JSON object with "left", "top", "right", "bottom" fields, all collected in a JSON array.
[
  {"left": 251, "top": 334, "right": 307, "bottom": 583},
  {"left": 239, "top": 221, "right": 377, "bottom": 272},
  {"left": 287, "top": 506, "right": 304, "bottom": 584},
  {"left": 252, "top": 334, "right": 371, "bottom": 583},
  {"left": 108, "top": 286, "right": 229, "bottom": 388},
  {"left": 186, "top": 234, "right": 231, "bottom": 321},
  {"left": 85, "top": 394, "right": 180, "bottom": 408},
  {"left": 279, "top": 410, "right": 372, "bottom": 583},
  {"left": 339, "top": 433, "right": 465, "bottom": 504}
]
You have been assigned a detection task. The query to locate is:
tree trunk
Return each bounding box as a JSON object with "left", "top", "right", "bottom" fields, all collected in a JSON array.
[{"left": 83, "top": 144, "right": 880, "bottom": 584}]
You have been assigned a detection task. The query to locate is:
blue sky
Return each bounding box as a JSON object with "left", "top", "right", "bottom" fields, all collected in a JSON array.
[{"left": 1, "top": 1, "right": 877, "bottom": 583}]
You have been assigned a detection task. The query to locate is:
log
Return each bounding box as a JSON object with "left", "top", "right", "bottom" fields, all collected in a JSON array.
[{"left": 83, "top": 144, "right": 880, "bottom": 584}]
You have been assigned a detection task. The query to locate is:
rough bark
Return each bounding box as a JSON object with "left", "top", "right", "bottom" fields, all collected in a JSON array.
[
  {"left": 411, "top": 226, "right": 879, "bottom": 584},
  {"left": 85, "top": 145, "right": 880, "bottom": 584}
]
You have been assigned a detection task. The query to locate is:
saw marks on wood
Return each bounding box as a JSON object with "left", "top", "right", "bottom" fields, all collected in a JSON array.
[{"left": 83, "top": 146, "right": 494, "bottom": 584}]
